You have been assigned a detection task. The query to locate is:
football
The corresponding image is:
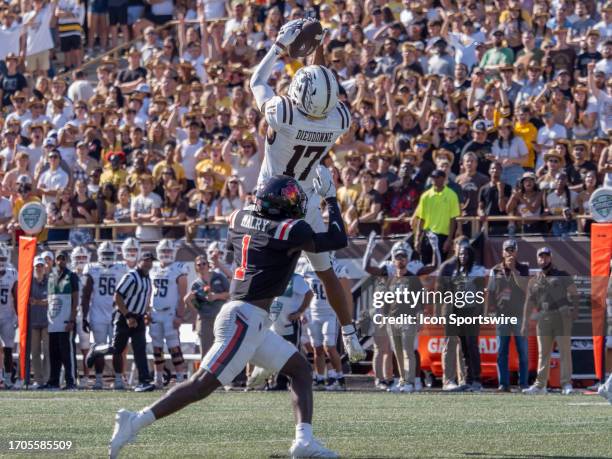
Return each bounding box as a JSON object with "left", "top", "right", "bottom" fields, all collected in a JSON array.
[{"left": 288, "top": 20, "right": 323, "bottom": 58}]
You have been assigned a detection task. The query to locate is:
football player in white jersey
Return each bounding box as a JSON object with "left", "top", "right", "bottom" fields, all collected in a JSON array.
[
  {"left": 71, "top": 246, "right": 92, "bottom": 388},
  {"left": 0, "top": 244, "right": 18, "bottom": 389},
  {"left": 121, "top": 237, "right": 141, "bottom": 270},
  {"left": 82, "top": 242, "right": 127, "bottom": 389},
  {"left": 302, "top": 256, "right": 350, "bottom": 391},
  {"left": 149, "top": 239, "right": 188, "bottom": 387},
  {"left": 250, "top": 19, "right": 364, "bottom": 363}
]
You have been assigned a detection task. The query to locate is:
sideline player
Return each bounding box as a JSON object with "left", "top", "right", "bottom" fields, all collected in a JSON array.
[
  {"left": 121, "top": 238, "right": 141, "bottom": 269},
  {"left": 303, "top": 256, "right": 350, "bottom": 391},
  {"left": 0, "top": 244, "right": 17, "bottom": 389},
  {"left": 110, "top": 169, "right": 345, "bottom": 458},
  {"left": 82, "top": 242, "right": 127, "bottom": 389},
  {"left": 250, "top": 18, "right": 364, "bottom": 362},
  {"left": 149, "top": 239, "right": 188, "bottom": 387},
  {"left": 71, "top": 246, "right": 92, "bottom": 388}
]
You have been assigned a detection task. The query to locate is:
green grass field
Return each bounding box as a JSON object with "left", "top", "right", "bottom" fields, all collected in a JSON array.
[{"left": 0, "top": 391, "right": 611, "bottom": 458}]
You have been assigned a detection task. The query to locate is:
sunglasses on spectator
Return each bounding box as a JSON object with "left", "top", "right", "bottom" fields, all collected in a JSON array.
[
  {"left": 444, "top": 127, "right": 457, "bottom": 131},
  {"left": 196, "top": 262, "right": 208, "bottom": 267},
  {"left": 548, "top": 159, "right": 559, "bottom": 163},
  {"left": 503, "top": 247, "right": 515, "bottom": 253},
  {"left": 49, "top": 155, "right": 59, "bottom": 159},
  {"left": 416, "top": 143, "right": 428, "bottom": 148}
]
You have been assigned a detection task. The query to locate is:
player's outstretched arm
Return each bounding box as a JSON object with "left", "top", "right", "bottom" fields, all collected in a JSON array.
[
  {"left": 300, "top": 166, "right": 348, "bottom": 253},
  {"left": 249, "top": 19, "right": 303, "bottom": 112}
]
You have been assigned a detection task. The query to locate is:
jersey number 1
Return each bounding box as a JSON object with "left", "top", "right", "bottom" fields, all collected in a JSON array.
[
  {"left": 234, "top": 235, "right": 251, "bottom": 281},
  {"left": 283, "top": 145, "right": 326, "bottom": 180}
]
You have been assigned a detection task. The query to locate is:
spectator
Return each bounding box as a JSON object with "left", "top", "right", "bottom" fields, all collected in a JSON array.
[
  {"left": 544, "top": 172, "right": 578, "bottom": 236},
  {"left": 8, "top": 175, "right": 47, "bottom": 241},
  {"left": 105, "top": 184, "right": 134, "bottom": 240},
  {"left": 131, "top": 174, "right": 162, "bottom": 240},
  {"left": 479, "top": 162, "right": 512, "bottom": 236},
  {"left": 507, "top": 172, "right": 545, "bottom": 234},
  {"left": 461, "top": 120, "right": 492, "bottom": 175},
  {"left": 22, "top": 0, "right": 57, "bottom": 77},
  {"left": 185, "top": 254, "right": 229, "bottom": 358},
  {"left": 576, "top": 170, "right": 598, "bottom": 233},
  {"left": 187, "top": 184, "right": 218, "bottom": 240},
  {"left": 346, "top": 170, "right": 382, "bottom": 237},
  {"left": 456, "top": 152, "right": 489, "bottom": 235},
  {"left": 37, "top": 150, "right": 70, "bottom": 206},
  {"left": 156, "top": 179, "right": 188, "bottom": 238},
  {"left": 29, "top": 256, "right": 50, "bottom": 389},
  {"left": 414, "top": 169, "right": 460, "bottom": 263},
  {"left": 491, "top": 118, "right": 528, "bottom": 187},
  {"left": 383, "top": 159, "right": 422, "bottom": 235},
  {"left": 215, "top": 175, "right": 245, "bottom": 237},
  {"left": 2, "top": 151, "right": 32, "bottom": 199},
  {"left": 0, "top": 54, "right": 27, "bottom": 109},
  {"left": 100, "top": 152, "right": 128, "bottom": 188}
]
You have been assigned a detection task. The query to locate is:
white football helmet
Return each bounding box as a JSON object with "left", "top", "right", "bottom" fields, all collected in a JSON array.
[
  {"left": 156, "top": 239, "right": 176, "bottom": 264},
  {"left": 97, "top": 241, "right": 117, "bottom": 267},
  {"left": 0, "top": 243, "right": 11, "bottom": 271},
  {"left": 121, "top": 237, "right": 141, "bottom": 263},
  {"left": 288, "top": 65, "right": 339, "bottom": 119},
  {"left": 391, "top": 241, "right": 412, "bottom": 260},
  {"left": 71, "top": 246, "right": 90, "bottom": 271}
]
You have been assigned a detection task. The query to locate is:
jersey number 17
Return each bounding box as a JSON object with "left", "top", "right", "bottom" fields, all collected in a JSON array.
[{"left": 283, "top": 145, "right": 326, "bottom": 180}]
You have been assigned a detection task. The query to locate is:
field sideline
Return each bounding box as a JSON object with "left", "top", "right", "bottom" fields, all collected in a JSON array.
[{"left": 0, "top": 391, "right": 610, "bottom": 458}]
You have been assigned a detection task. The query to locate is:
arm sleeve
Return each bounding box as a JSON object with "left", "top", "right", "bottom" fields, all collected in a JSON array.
[
  {"left": 291, "top": 198, "right": 348, "bottom": 253},
  {"left": 249, "top": 45, "right": 282, "bottom": 111}
]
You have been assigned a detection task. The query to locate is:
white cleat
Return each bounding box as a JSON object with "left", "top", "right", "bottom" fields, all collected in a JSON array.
[
  {"left": 342, "top": 332, "right": 365, "bottom": 363},
  {"left": 109, "top": 409, "right": 138, "bottom": 459},
  {"left": 387, "top": 381, "right": 404, "bottom": 393},
  {"left": 561, "top": 384, "right": 574, "bottom": 395},
  {"left": 402, "top": 383, "right": 415, "bottom": 393},
  {"left": 93, "top": 380, "right": 104, "bottom": 390},
  {"left": 597, "top": 384, "right": 612, "bottom": 404},
  {"left": 290, "top": 438, "right": 339, "bottom": 458},
  {"left": 522, "top": 385, "right": 547, "bottom": 395},
  {"left": 247, "top": 366, "right": 274, "bottom": 389}
]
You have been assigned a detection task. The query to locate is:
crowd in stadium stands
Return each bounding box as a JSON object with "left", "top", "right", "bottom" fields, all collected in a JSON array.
[
  {"left": 0, "top": 0, "right": 611, "bottom": 245},
  {"left": 0, "top": 0, "right": 611, "bottom": 393}
]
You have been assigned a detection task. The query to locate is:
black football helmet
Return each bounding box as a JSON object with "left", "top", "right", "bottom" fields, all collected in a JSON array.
[{"left": 255, "top": 175, "right": 308, "bottom": 220}]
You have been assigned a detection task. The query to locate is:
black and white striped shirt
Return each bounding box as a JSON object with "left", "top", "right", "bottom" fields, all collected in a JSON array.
[{"left": 116, "top": 268, "right": 152, "bottom": 316}]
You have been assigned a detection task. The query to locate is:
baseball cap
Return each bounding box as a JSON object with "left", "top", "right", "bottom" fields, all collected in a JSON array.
[
  {"left": 430, "top": 169, "right": 446, "bottom": 178},
  {"left": 554, "top": 68, "right": 569, "bottom": 78},
  {"left": 141, "top": 251, "right": 156, "bottom": 261},
  {"left": 537, "top": 247, "right": 552, "bottom": 256},
  {"left": 33, "top": 256, "right": 45, "bottom": 267},
  {"left": 44, "top": 137, "right": 57, "bottom": 147},
  {"left": 502, "top": 239, "right": 517, "bottom": 251},
  {"left": 472, "top": 120, "right": 487, "bottom": 132},
  {"left": 41, "top": 251, "right": 54, "bottom": 261}
]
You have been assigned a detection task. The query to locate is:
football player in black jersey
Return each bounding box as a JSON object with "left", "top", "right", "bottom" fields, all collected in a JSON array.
[{"left": 110, "top": 166, "right": 344, "bottom": 459}]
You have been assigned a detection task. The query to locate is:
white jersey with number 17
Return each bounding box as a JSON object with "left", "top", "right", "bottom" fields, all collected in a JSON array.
[{"left": 258, "top": 95, "right": 351, "bottom": 194}]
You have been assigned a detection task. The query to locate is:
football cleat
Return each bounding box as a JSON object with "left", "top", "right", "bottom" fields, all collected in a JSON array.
[
  {"left": 290, "top": 438, "right": 338, "bottom": 458},
  {"left": 109, "top": 409, "right": 138, "bottom": 459},
  {"left": 342, "top": 332, "right": 365, "bottom": 363},
  {"left": 93, "top": 380, "right": 104, "bottom": 390},
  {"left": 597, "top": 384, "right": 612, "bottom": 404}
]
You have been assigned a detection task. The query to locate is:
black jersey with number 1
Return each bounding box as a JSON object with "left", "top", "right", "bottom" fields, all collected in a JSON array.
[{"left": 226, "top": 205, "right": 321, "bottom": 302}]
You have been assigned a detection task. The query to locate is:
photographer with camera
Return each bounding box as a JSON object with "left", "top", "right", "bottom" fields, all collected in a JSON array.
[
  {"left": 521, "top": 247, "right": 579, "bottom": 395},
  {"left": 487, "top": 239, "right": 529, "bottom": 392},
  {"left": 184, "top": 254, "right": 229, "bottom": 358}
]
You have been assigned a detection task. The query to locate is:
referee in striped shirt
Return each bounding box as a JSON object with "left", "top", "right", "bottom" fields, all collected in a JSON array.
[{"left": 112, "top": 251, "right": 155, "bottom": 392}]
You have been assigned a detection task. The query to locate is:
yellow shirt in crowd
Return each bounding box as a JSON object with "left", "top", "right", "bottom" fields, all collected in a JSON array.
[
  {"left": 513, "top": 121, "right": 538, "bottom": 168},
  {"left": 414, "top": 186, "right": 460, "bottom": 236}
]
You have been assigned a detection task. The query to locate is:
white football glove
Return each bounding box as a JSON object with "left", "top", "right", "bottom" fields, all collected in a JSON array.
[
  {"left": 276, "top": 19, "right": 304, "bottom": 49},
  {"left": 313, "top": 165, "right": 336, "bottom": 199}
]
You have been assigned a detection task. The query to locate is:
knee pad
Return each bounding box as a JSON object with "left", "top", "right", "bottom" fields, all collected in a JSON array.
[
  {"left": 153, "top": 350, "right": 165, "bottom": 366},
  {"left": 170, "top": 348, "right": 184, "bottom": 366}
]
